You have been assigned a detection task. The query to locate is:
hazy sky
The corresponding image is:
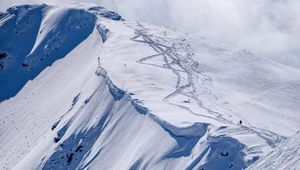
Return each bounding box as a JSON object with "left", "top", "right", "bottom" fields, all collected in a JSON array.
[{"left": 1, "top": 0, "right": 300, "bottom": 69}]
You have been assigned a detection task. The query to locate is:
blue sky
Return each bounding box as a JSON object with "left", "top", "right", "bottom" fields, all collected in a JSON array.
[{"left": 1, "top": 0, "right": 300, "bottom": 69}]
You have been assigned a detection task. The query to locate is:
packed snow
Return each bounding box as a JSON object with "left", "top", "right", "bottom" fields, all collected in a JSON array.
[{"left": 0, "top": 3, "right": 299, "bottom": 170}]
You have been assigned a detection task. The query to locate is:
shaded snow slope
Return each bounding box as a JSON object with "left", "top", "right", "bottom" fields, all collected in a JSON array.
[
  {"left": 0, "top": 4, "right": 96, "bottom": 102},
  {"left": 0, "top": 3, "right": 120, "bottom": 102},
  {"left": 0, "top": 3, "right": 299, "bottom": 170},
  {"left": 247, "top": 131, "right": 300, "bottom": 170}
]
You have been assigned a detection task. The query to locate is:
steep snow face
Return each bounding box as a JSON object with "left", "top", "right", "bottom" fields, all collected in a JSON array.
[
  {"left": 247, "top": 131, "right": 300, "bottom": 170},
  {"left": 0, "top": 4, "right": 96, "bottom": 102},
  {"left": 0, "top": 3, "right": 300, "bottom": 170},
  {"left": 0, "top": 3, "right": 121, "bottom": 102}
]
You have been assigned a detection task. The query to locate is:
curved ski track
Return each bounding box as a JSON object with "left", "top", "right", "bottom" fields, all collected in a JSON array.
[{"left": 125, "top": 22, "right": 284, "bottom": 147}]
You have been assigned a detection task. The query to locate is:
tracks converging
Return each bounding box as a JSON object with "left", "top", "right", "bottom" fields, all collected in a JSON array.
[
  {"left": 126, "top": 22, "right": 230, "bottom": 123},
  {"left": 124, "top": 22, "right": 285, "bottom": 146}
]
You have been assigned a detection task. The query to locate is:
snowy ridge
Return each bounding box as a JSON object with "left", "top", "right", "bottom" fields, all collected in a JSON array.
[
  {"left": 0, "top": 3, "right": 300, "bottom": 170},
  {"left": 247, "top": 131, "right": 300, "bottom": 170},
  {"left": 13, "top": 64, "right": 248, "bottom": 169},
  {"left": 0, "top": 3, "right": 122, "bottom": 102}
]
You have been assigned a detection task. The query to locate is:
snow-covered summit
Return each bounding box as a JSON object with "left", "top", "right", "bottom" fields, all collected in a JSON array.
[{"left": 0, "top": 3, "right": 299, "bottom": 170}]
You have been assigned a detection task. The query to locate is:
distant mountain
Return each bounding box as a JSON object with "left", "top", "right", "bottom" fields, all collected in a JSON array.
[{"left": 0, "top": 3, "right": 299, "bottom": 170}]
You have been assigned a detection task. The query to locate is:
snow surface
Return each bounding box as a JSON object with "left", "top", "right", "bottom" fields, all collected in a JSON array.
[
  {"left": 0, "top": 3, "right": 299, "bottom": 170},
  {"left": 247, "top": 131, "right": 300, "bottom": 170}
]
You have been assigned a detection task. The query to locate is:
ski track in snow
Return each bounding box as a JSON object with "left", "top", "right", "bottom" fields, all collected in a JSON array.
[
  {"left": 1, "top": 4, "right": 298, "bottom": 170},
  {"left": 125, "top": 21, "right": 285, "bottom": 147}
]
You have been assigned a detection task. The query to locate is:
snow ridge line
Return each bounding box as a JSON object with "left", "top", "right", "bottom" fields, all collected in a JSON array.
[
  {"left": 96, "top": 55, "right": 207, "bottom": 138},
  {"left": 48, "top": 62, "right": 248, "bottom": 169},
  {"left": 124, "top": 22, "right": 285, "bottom": 147},
  {"left": 93, "top": 20, "right": 283, "bottom": 168}
]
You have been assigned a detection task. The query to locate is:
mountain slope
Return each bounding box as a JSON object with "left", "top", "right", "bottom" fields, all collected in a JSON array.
[
  {"left": 0, "top": 3, "right": 299, "bottom": 170},
  {"left": 247, "top": 132, "right": 300, "bottom": 170}
]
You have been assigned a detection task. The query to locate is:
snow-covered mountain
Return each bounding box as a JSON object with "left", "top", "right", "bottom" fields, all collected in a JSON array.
[
  {"left": 0, "top": 3, "right": 299, "bottom": 170},
  {"left": 247, "top": 132, "right": 300, "bottom": 170}
]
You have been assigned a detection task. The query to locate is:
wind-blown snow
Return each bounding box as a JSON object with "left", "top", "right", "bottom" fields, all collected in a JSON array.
[
  {"left": 0, "top": 3, "right": 299, "bottom": 170},
  {"left": 247, "top": 132, "right": 300, "bottom": 170}
]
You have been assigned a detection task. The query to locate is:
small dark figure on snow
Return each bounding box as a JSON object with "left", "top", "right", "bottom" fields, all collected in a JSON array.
[{"left": 239, "top": 120, "right": 242, "bottom": 125}]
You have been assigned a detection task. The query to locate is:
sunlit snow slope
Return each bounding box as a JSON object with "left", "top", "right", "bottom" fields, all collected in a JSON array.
[
  {"left": 247, "top": 132, "right": 300, "bottom": 170},
  {"left": 0, "top": 3, "right": 299, "bottom": 170}
]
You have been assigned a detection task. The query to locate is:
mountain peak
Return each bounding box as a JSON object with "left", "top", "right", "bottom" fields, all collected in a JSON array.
[{"left": 1, "top": 3, "right": 300, "bottom": 170}]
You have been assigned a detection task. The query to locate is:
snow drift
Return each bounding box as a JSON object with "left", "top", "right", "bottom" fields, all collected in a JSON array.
[{"left": 0, "top": 3, "right": 299, "bottom": 170}]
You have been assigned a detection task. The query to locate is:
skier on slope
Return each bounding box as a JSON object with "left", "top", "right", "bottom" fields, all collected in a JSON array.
[{"left": 239, "top": 120, "right": 242, "bottom": 125}]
